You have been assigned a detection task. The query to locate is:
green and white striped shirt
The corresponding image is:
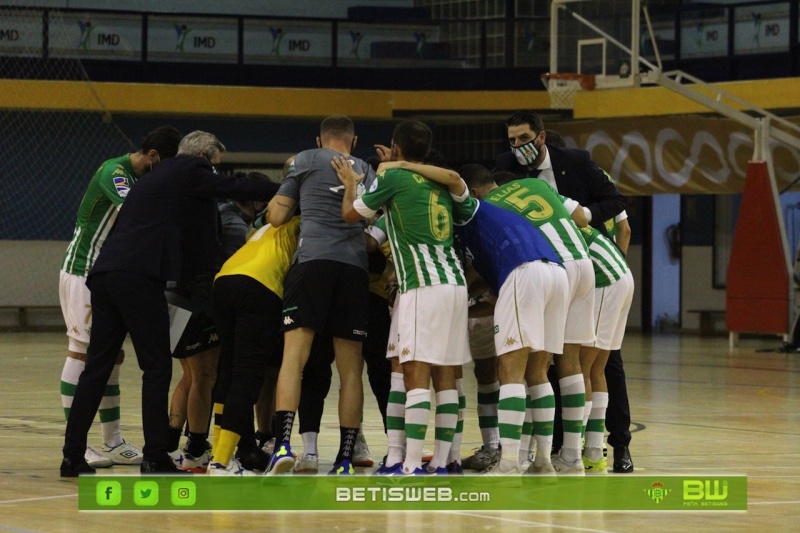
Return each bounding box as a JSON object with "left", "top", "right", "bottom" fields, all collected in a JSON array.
[
  {"left": 579, "top": 226, "right": 629, "bottom": 288},
  {"left": 355, "top": 168, "right": 474, "bottom": 294},
  {"left": 61, "top": 155, "right": 136, "bottom": 276},
  {"left": 483, "top": 179, "right": 589, "bottom": 263}
]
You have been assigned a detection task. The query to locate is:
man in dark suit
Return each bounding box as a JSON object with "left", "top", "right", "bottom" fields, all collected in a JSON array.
[
  {"left": 493, "top": 111, "right": 634, "bottom": 473},
  {"left": 61, "top": 131, "right": 280, "bottom": 476}
]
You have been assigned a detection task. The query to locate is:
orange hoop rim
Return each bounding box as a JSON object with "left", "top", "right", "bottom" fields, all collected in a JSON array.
[{"left": 541, "top": 72, "right": 596, "bottom": 91}]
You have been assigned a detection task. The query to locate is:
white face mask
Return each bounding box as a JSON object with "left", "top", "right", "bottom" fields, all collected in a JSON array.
[{"left": 511, "top": 139, "right": 539, "bottom": 166}]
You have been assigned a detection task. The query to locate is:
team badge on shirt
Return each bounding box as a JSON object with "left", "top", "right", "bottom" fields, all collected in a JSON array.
[{"left": 113, "top": 176, "right": 131, "bottom": 197}]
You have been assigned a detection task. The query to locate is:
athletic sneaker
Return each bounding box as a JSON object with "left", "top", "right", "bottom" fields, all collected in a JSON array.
[
  {"left": 265, "top": 442, "right": 295, "bottom": 475},
  {"left": 85, "top": 446, "right": 113, "bottom": 468},
  {"left": 582, "top": 450, "right": 608, "bottom": 475},
  {"left": 373, "top": 457, "right": 403, "bottom": 476},
  {"left": 526, "top": 461, "right": 556, "bottom": 475},
  {"left": 170, "top": 444, "right": 211, "bottom": 473},
  {"left": 236, "top": 447, "right": 270, "bottom": 472},
  {"left": 482, "top": 458, "right": 523, "bottom": 476},
  {"left": 461, "top": 445, "right": 499, "bottom": 471},
  {"left": 353, "top": 431, "right": 374, "bottom": 467},
  {"left": 294, "top": 453, "right": 319, "bottom": 474},
  {"left": 208, "top": 458, "right": 256, "bottom": 476},
  {"left": 422, "top": 462, "right": 448, "bottom": 475},
  {"left": 519, "top": 451, "right": 535, "bottom": 471},
  {"left": 446, "top": 461, "right": 464, "bottom": 475},
  {"left": 102, "top": 440, "right": 143, "bottom": 465},
  {"left": 329, "top": 459, "right": 355, "bottom": 476},
  {"left": 551, "top": 453, "right": 586, "bottom": 475}
]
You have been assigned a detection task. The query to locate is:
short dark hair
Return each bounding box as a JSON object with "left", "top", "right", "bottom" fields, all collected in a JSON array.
[
  {"left": 141, "top": 125, "right": 181, "bottom": 158},
  {"left": 491, "top": 171, "right": 517, "bottom": 187},
  {"left": 366, "top": 155, "right": 381, "bottom": 172},
  {"left": 424, "top": 147, "right": 448, "bottom": 168},
  {"left": 545, "top": 129, "right": 566, "bottom": 148},
  {"left": 320, "top": 115, "right": 355, "bottom": 140},
  {"left": 505, "top": 111, "right": 545, "bottom": 134},
  {"left": 458, "top": 163, "right": 493, "bottom": 190},
  {"left": 392, "top": 120, "right": 432, "bottom": 162}
]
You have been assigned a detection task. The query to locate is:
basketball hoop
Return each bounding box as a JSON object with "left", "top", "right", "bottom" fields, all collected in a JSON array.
[{"left": 541, "top": 73, "right": 596, "bottom": 110}]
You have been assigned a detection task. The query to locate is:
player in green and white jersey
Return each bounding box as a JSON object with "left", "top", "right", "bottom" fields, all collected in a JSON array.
[
  {"left": 335, "top": 120, "right": 474, "bottom": 475},
  {"left": 465, "top": 176, "right": 594, "bottom": 475},
  {"left": 58, "top": 126, "right": 181, "bottom": 468},
  {"left": 577, "top": 225, "right": 634, "bottom": 475}
]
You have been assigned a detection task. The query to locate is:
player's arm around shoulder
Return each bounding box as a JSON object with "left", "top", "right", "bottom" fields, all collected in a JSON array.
[{"left": 332, "top": 155, "right": 375, "bottom": 223}]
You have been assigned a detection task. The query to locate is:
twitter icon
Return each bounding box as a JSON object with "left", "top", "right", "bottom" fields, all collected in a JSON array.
[{"left": 134, "top": 481, "right": 159, "bottom": 506}]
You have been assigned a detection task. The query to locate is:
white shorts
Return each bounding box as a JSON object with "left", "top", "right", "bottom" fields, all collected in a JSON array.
[
  {"left": 386, "top": 284, "right": 470, "bottom": 366},
  {"left": 564, "top": 259, "right": 596, "bottom": 345},
  {"left": 468, "top": 316, "right": 496, "bottom": 361},
  {"left": 58, "top": 270, "right": 92, "bottom": 352},
  {"left": 591, "top": 270, "right": 634, "bottom": 351},
  {"left": 493, "top": 261, "right": 569, "bottom": 356}
]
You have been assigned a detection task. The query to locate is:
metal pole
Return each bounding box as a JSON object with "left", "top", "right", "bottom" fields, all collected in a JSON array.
[{"left": 632, "top": 0, "right": 640, "bottom": 86}]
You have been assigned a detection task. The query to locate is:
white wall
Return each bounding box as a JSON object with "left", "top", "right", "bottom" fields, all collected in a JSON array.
[{"left": 681, "top": 246, "right": 726, "bottom": 330}]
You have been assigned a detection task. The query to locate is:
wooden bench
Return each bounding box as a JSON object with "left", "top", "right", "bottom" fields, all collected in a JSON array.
[{"left": 687, "top": 309, "right": 726, "bottom": 336}]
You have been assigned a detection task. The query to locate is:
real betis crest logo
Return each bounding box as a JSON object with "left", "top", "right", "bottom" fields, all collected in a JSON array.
[{"left": 645, "top": 481, "right": 671, "bottom": 504}]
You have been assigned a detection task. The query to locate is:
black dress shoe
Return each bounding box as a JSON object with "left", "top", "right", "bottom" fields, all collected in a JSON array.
[
  {"left": 613, "top": 446, "right": 634, "bottom": 473},
  {"left": 60, "top": 457, "right": 96, "bottom": 478},
  {"left": 140, "top": 455, "right": 192, "bottom": 474}
]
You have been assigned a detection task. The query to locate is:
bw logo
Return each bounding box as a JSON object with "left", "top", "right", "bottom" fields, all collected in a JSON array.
[{"left": 283, "top": 316, "right": 294, "bottom": 326}]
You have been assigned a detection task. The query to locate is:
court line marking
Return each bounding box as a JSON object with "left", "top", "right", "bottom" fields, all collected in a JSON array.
[
  {"left": 449, "top": 511, "right": 614, "bottom": 532},
  {"left": 0, "top": 494, "right": 76, "bottom": 505}
]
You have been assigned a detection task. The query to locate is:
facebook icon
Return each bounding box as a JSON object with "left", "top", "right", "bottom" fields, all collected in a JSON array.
[{"left": 96, "top": 481, "right": 121, "bottom": 506}]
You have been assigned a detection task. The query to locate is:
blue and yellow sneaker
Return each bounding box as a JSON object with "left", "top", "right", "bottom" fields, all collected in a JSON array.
[
  {"left": 265, "top": 442, "right": 295, "bottom": 475},
  {"left": 329, "top": 459, "right": 355, "bottom": 475}
]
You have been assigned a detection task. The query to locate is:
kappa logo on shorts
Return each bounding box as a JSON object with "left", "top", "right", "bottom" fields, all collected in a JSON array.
[
  {"left": 208, "top": 333, "right": 219, "bottom": 343},
  {"left": 283, "top": 316, "right": 294, "bottom": 325},
  {"left": 504, "top": 337, "right": 518, "bottom": 347},
  {"left": 387, "top": 343, "right": 395, "bottom": 352},
  {"left": 401, "top": 348, "right": 410, "bottom": 356}
]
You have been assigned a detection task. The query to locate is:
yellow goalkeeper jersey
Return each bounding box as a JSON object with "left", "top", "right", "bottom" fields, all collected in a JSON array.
[{"left": 215, "top": 216, "right": 301, "bottom": 299}]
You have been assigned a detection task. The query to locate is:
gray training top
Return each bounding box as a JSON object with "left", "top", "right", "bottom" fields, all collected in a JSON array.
[{"left": 277, "top": 147, "right": 376, "bottom": 271}]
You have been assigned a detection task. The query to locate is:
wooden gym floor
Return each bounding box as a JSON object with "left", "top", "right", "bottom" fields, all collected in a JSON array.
[{"left": 0, "top": 331, "right": 798, "bottom": 532}]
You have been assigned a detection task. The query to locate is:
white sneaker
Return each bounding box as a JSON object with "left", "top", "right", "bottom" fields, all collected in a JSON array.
[
  {"left": 170, "top": 446, "right": 211, "bottom": 473},
  {"left": 85, "top": 446, "right": 113, "bottom": 468},
  {"left": 353, "top": 432, "right": 373, "bottom": 467},
  {"left": 294, "top": 453, "right": 319, "bottom": 474},
  {"left": 483, "top": 458, "right": 523, "bottom": 476},
  {"left": 551, "top": 453, "right": 585, "bottom": 475},
  {"left": 526, "top": 461, "right": 557, "bottom": 476},
  {"left": 102, "top": 440, "right": 143, "bottom": 465},
  {"left": 208, "top": 458, "right": 256, "bottom": 476}
]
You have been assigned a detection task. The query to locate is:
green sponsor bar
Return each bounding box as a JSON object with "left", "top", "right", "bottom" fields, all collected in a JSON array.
[{"left": 78, "top": 474, "right": 747, "bottom": 512}]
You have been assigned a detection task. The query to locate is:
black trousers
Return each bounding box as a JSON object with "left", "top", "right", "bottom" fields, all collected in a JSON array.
[
  {"left": 550, "top": 348, "right": 632, "bottom": 450},
  {"left": 298, "top": 292, "right": 392, "bottom": 434},
  {"left": 63, "top": 271, "right": 171, "bottom": 461},
  {"left": 213, "top": 275, "right": 283, "bottom": 452}
]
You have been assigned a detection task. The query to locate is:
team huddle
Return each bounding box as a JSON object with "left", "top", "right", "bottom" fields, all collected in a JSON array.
[{"left": 58, "top": 111, "right": 634, "bottom": 479}]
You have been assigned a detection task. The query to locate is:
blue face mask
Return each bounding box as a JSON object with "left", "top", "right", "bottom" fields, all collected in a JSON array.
[{"left": 512, "top": 139, "right": 539, "bottom": 166}]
